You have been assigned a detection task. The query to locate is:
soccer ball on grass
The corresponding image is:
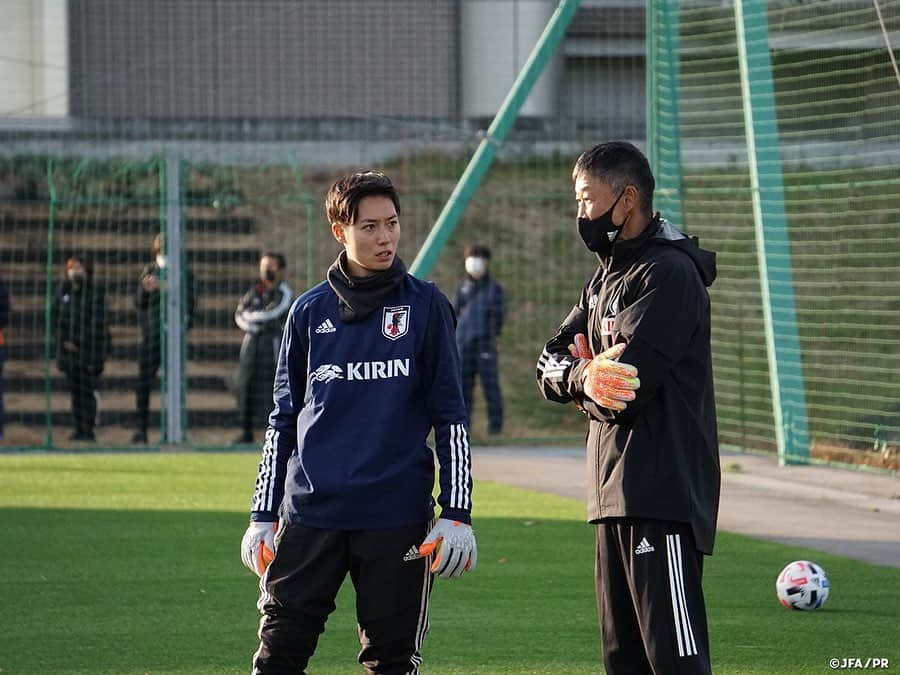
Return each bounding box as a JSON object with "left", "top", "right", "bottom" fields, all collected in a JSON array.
[{"left": 776, "top": 560, "right": 830, "bottom": 610}]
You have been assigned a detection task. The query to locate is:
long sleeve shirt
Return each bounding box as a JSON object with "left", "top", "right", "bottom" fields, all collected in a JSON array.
[{"left": 249, "top": 274, "right": 473, "bottom": 529}]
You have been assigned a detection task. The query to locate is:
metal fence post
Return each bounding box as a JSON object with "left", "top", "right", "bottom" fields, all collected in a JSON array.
[
  {"left": 163, "top": 151, "right": 186, "bottom": 445},
  {"left": 44, "top": 159, "right": 57, "bottom": 448}
]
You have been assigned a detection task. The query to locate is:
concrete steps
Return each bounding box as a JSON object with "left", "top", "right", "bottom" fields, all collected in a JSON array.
[{"left": 2, "top": 200, "right": 271, "bottom": 443}]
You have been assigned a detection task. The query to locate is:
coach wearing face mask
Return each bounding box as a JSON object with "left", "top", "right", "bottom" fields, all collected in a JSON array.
[
  {"left": 537, "top": 142, "right": 720, "bottom": 675},
  {"left": 233, "top": 252, "right": 293, "bottom": 444},
  {"left": 454, "top": 244, "right": 506, "bottom": 435}
]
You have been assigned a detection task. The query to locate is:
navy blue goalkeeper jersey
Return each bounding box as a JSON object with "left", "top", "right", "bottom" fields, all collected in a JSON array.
[{"left": 249, "top": 274, "right": 472, "bottom": 529}]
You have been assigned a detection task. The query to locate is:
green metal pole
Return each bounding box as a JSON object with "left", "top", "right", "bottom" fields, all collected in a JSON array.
[
  {"left": 734, "top": 0, "right": 810, "bottom": 465},
  {"left": 646, "top": 0, "right": 684, "bottom": 228},
  {"left": 44, "top": 159, "right": 57, "bottom": 448},
  {"left": 645, "top": 0, "right": 658, "bottom": 174},
  {"left": 658, "top": 0, "right": 684, "bottom": 227},
  {"left": 410, "top": 0, "right": 582, "bottom": 278}
]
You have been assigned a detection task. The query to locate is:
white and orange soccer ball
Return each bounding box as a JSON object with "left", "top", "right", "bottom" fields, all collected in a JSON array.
[{"left": 776, "top": 560, "right": 830, "bottom": 610}]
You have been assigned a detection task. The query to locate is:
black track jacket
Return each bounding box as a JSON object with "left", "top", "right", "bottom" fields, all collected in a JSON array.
[{"left": 537, "top": 217, "right": 720, "bottom": 554}]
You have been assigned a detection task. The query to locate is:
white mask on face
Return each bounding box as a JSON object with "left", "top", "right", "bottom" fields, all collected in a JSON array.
[
  {"left": 465, "top": 257, "right": 487, "bottom": 278},
  {"left": 156, "top": 254, "right": 167, "bottom": 269}
]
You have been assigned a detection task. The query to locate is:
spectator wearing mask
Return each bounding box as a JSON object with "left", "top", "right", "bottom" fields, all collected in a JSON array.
[
  {"left": 454, "top": 244, "right": 506, "bottom": 435},
  {"left": 233, "top": 252, "right": 293, "bottom": 444},
  {"left": 132, "top": 233, "right": 195, "bottom": 444},
  {"left": 54, "top": 256, "right": 110, "bottom": 442}
]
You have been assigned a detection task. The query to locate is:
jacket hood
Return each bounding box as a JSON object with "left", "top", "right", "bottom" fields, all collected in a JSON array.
[{"left": 652, "top": 218, "right": 717, "bottom": 287}]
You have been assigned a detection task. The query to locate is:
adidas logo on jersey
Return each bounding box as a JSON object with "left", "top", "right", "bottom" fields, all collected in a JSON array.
[
  {"left": 315, "top": 319, "right": 337, "bottom": 334},
  {"left": 635, "top": 537, "right": 655, "bottom": 555},
  {"left": 402, "top": 545, "right": 424, "bottom": 562}
]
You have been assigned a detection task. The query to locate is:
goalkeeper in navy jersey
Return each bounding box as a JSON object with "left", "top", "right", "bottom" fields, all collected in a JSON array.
[{"left": 241, "top": 171, "right": 476, "bottom": 675}]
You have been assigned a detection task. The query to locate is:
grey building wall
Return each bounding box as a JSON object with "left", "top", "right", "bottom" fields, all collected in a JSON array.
[
  {"left": 566, "top": 57, "right": 645, "bottom": 138},
  {"left": 68, "top": 0, "right": 458, "bottom": 119},
  {"left": 566, "top": 2, "right": 645, "bottom": 138},
  {"left": 66, "top": 0, "right": 653, "bottom": 139}
]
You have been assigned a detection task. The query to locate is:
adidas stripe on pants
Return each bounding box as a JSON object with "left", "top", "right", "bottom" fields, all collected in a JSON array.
[
  {"left": 595, "top": 518, "right": 712, "bottom": 675},
  {"left": 253, "top": 521, "right": 434, "bottom": 675}
]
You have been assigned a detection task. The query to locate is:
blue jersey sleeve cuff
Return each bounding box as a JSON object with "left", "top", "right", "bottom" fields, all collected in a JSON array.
[{"left": 439, "top": 508, "right": 471, "bottom": 525}]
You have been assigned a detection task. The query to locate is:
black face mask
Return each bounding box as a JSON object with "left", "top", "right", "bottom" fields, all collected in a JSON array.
[
  {"left": 263, "top": 269, "right": 276, "bottom": 282},
  {"left": 577, "top": 189, "right": 626, "bottom": 257}
]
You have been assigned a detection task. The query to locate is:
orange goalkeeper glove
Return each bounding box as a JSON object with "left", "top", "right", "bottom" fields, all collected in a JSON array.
[
  {"left": 568, "top": 332, "right": 593, "bottom": 360},
  {"left": 580, "top": 342, "right": 640, "bottom": 411},
  {"left": 412, "top": 519, "right": 477, "bottom": 580},
  {"left": 240, "top": 520, "right": 278, "bottom": 577}
]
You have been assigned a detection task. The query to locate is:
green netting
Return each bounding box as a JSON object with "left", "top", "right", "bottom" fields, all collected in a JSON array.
[
  {"left": 0, "top": 0, "right": 897, "bottom": 473},
  {"left": 674, "top": 0, "right": 900, "bottom": 469},
  {"left": 0, "top": 153, "right": 600, "bottom": 449}
]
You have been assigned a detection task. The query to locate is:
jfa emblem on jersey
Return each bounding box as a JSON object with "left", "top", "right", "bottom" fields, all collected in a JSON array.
[{"left": 382, "top": 305, "right": 410, "bottom": 341}]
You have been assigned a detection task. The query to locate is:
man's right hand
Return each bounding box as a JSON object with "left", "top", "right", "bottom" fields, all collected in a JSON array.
[
  {"left": 240, "top": 521, "right": 278, "bottom": 577},
  {"left": 581, "top": 343, "right": 640, "bottom": 411}
]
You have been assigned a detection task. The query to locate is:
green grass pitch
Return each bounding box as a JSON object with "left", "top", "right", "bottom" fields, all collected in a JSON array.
[{"left": 0, "top": 453, "right": 898, "bottom": 674}]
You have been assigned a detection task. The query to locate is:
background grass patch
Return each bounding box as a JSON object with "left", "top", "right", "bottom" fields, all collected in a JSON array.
[{"left": 0, "top": 453, "right": 898, "bottom": 674}]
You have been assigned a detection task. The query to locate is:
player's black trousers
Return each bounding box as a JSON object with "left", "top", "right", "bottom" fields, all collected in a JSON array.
[
  {"left": 253, "top": 521, "right": 434, "bottom": 675},
  {"left": 595, "top": 518, "right": 712, "bottom": 675}
]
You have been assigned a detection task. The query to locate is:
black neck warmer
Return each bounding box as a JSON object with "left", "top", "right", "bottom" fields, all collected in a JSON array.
[{"left": 327, "top": 251, "right": 407, "bottom": 322}]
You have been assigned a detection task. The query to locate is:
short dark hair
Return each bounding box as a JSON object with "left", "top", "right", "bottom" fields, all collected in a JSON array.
[
  {"left": 464, "top": 244, "right": 491, "bottom": 260},
  {"left": 325, "top": 171, "right": 401, "bottom": 226},
  {"left": 261, "top": 251, "right": 287, "bottom": 269},
  {"left": 572, "top": 141, "right": 655, "bottom": 215}
]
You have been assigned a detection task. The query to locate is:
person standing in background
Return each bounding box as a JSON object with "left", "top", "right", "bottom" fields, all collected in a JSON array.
[
  {"left": 454, "top": 244, "right": 506, "bottom": 435},
  {"left": 132, "top": 233, "right": 195, "bottom": 444},
  {"left": 233, "top": 252, "right": 292, "bottom": 444},
  {"left": 55, "top": 256, "right": 110, "bottom": 442}
]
